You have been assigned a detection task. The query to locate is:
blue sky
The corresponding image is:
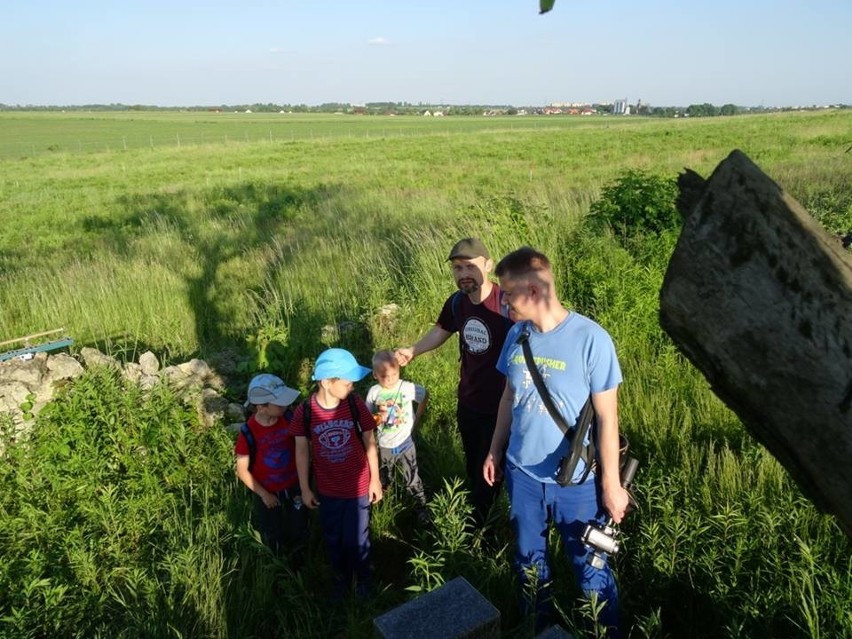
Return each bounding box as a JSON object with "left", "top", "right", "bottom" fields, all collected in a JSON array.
[{"left": 2, "top": 0, "right": 850, "bottom": 107}]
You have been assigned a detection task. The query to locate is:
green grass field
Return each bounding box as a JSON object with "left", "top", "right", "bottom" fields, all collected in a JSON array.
[
  {"left": 1, "top": 109, "right": 850, "bottom": 638},
  {"left": 0, "top": 110, "right": 618, "bottom": 159}
]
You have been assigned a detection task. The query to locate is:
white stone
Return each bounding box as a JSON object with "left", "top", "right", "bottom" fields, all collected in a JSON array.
[
  {"left": 139, "top": 374, "right": 159, "bottom": 391},
  {"left": 80, "top": 347, "right": 120, "bottom": 369},
  {"left": 178, "top": 358, "right": 212, "bottom": 380},
  {"left": 0, "top": 381, "right": 32, "bottom": 413},
  {"left": 139, "top": 351, "right": 160, "bottom": 376},
  {"left": 123, "top": 362, "right": 142, "bottom": 384},
  {"left": 0, "top": 357, "right": 45, "bottom": 387},
  {"left": 46, "top": 353, "right": 84, "bottom": 380}
]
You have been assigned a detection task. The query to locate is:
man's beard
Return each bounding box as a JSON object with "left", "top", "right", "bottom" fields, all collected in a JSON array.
[{"left": 456, "top": 279, "right": 480, "bottom": 294}]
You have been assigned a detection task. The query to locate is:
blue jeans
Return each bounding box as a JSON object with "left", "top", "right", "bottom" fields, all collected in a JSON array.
[
  {"left": 318, "top": 494, "right": 372, "bottom": 587},
  {"left": 506, "top": 461, "right": 620, "bottom": 635}
]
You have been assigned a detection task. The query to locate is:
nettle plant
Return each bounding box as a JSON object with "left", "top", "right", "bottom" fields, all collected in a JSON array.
[{"left": 588, "top": 169, "right": 680, "bottom": 239}]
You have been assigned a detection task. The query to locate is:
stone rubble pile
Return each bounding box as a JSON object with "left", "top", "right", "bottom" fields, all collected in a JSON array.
[{"left": 0, "top": 348, "right": 246, "bottom": 436}]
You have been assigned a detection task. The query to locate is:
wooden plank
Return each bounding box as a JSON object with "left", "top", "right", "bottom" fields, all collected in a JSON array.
[{"left": 0, "top": 328, "right": 65, "bottom": 348}]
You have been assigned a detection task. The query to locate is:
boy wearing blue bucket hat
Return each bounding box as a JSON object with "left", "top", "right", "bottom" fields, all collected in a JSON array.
[{"left": 294, "top": 348, "right": 382, "bottom": 599}]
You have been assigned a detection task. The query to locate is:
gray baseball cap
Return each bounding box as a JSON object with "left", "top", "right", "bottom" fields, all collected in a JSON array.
[
  {"left": 447, "top": 237, "right": 490, "bottom": 261},
  {"left": 247, "top": 373, "right": 299, "bottom": 406}
]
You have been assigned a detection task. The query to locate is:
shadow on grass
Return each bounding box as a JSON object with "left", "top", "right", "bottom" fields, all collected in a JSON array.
[{"left": 74, "top": 181, "right": 347, "bottom": 360}]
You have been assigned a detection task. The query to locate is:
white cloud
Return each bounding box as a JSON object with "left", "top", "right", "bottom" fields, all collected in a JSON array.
[
  {"left": 269, "top": 47, "right": 284, "bottom": 54},
  {"left": 367, "top": 37, "right": 390, "bottom": 46}
]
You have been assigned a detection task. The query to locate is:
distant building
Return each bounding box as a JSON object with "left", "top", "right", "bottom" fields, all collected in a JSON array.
[{"left": 613, "top": 99, "right": 628, "bottom": 115}]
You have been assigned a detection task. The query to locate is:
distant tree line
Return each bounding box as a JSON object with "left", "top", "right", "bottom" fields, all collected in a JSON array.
[{"left": 0, "top": 101, "right": 848, "bottom": 117}]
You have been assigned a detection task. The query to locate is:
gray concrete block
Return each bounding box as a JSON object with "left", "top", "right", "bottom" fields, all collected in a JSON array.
[
  {"left": 374, "top": 576, "right": 501, "bottom": 639},
  {"left": 535, "top": 625, "right": 574, "bottom": 639}
]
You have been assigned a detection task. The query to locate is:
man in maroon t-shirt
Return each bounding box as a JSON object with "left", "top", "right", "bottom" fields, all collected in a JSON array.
[{"left": 396, "top": 238, "right": 513, "bottom": 526}]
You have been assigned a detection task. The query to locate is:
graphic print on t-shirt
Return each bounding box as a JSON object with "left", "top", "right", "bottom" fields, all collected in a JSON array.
[
  {"left": 260, "top": 429, "right": 293, "bottom": 484},
  {"left": 315, "top": 418, "right": 355, "bottom": 463},
  {"left": 462, "top": 317, "right": 491, "bottom": 354}
]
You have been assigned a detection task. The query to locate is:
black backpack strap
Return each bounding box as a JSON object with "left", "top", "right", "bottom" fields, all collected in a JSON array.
[
  {"left": 516, "top": 326, "right": 596, "bottom": 485},
  {"left": 239, "top": 422, "right": 256, "bottom": 473},
  {"left": 450, "top": 290, "right": 464, "bottom": 331},
  {"left": 346, "top": 393, "right": 368, "bottom": 450},
  {"left": 346, "top": 393, "right": 362, "bottom": 434},
  {"left": 450, "top": 290, "right": 464, "bottom": 360},
  {"left": 302, "top": 397, "right": 312, "bottom": 438}
]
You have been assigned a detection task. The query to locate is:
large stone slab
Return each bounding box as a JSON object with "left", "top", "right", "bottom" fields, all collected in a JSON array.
[
  {"left": 660, "top": 149, "right": 852, "bottom": 538},
  {"left": 373, "top": 576, "right": 500, "bottom": 639},
  {"left": 536, "top": 626, "right": 574, "bottom": 639}
]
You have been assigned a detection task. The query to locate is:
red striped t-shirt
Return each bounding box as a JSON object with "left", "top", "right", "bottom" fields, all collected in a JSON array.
[{"left": 293, "top": 393, "right": 376, "bottom": 499}]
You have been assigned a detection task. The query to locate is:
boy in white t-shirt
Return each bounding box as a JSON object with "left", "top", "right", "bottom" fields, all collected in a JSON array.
[{"left": 365, "top": 350, "right": 430, "bottom": 522}]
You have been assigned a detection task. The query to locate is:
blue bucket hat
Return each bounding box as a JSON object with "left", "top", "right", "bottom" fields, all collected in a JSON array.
[{"left": 312, "top": 348, "right": 371, "bottom": 382}]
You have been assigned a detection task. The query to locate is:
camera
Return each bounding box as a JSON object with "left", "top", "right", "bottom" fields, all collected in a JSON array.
[
  {"left": 582, "top": 521, "right": 622, "bottom": 569},
  {"left": 582, "top": 456, "right": 639, "bottom": 569}
]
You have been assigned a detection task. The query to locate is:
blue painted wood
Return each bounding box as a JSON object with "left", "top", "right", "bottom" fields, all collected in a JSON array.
[{"left": 0, "top": 338, "right": 74, "bottom": 362}]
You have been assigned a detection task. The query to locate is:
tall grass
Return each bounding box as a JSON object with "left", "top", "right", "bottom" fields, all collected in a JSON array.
[{"left": 1, "top": 110, "right": 851, "bottom": 638}]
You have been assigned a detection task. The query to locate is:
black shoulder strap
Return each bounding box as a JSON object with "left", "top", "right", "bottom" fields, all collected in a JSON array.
[
  {"left": 302, "top": 397, "right": 312, "bottom": 437},
  {"left": 451, "top": 291, "right": 465, "bottom": 360},
  {"left": 346, "top": 393, "right": 362, "bottom": 434},
  {"left": 240, "top": 422, "right": 256, "bottom": 472},
  {"left": 516, "top": 326, "right": 595, "bottom": 484},
  {"left": 347, "top": 393, "right": 368, "bottom": 450},
  {"left": 450, "top": 290, "right": 464, "bottom": 331}
]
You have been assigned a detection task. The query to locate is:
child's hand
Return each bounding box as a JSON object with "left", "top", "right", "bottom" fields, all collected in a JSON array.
[
  {"left": 301, "top": 487, "right": 320, "bottom": 509},
  {"left": 368, "top": 477, "right": 383, "bottom": 504},
  {"left": 260, "top": 490, "right": 280, "bottom": 509}
]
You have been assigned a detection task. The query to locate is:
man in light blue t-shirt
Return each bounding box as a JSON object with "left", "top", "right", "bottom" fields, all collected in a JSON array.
[{"left": 483, "top": 247, "right": 629, "bottom": 638}]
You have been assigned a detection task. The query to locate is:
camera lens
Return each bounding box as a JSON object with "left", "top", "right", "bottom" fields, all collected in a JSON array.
[{"left": 583, "top": 524, "right": 620, "bottom": 555}]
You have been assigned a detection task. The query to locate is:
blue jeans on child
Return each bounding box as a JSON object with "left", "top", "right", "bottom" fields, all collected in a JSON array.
[
  {"left": 506, "top": 461, "right": 620, "bottom": 636},
  {"left": 318, "top": 493, "right": 372, "bottom": 593}
]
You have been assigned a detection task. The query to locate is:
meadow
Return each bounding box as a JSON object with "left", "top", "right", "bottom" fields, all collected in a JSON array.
[{"left": 0, "top": 109, "right": 850, "bottom": 638}]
